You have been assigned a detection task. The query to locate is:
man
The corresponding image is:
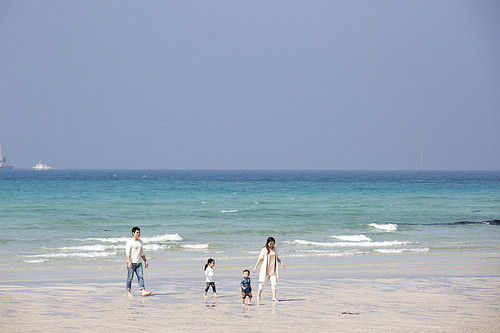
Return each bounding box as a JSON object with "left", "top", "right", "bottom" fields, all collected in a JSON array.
[{"left": 126, "top": 227, "right": 152, "bottom": 297}]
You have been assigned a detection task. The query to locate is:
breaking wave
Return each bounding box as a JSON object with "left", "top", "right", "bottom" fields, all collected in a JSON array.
[
  {"left": 286, "top": 239, "right": 409, "bottom": 247},
  {"left": 331, "top": 235, "right": 372, "bottom": 242},
  {"left": 369, "top": 223, "right": 398, "bottom": 232}
]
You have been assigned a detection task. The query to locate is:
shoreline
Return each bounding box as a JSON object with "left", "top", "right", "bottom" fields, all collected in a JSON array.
[{"left": 2, "top": 250, "right": 498, "bottom": 282}]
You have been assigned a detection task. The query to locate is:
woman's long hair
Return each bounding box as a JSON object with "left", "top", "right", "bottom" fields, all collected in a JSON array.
[
  {"left": 265, "top": 237, "right": 276, "bottom": 254},
  {"left": 204, "top": 258, "right": 214, "bottom": 270}
]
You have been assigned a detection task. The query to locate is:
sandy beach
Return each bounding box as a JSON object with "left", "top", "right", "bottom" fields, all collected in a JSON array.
[{"left": 1, "top": 254, "right": 499, "bottom": 332}]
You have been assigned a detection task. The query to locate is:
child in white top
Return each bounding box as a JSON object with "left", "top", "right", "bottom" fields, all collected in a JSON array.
[{"left": 204, "top": 258, "right": 219, "bottom": 298}]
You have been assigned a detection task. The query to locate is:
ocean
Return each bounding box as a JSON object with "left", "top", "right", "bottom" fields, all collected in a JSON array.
[{"left": 0, "top": 170, "right": 499, "bottom": 270}]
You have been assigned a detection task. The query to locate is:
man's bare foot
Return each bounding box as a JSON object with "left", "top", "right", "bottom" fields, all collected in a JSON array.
[
  {"left": 128, "top": 292, "right": 133, "bottom": 297},
  {"left": 142, "top": 291, "right": 152, "bottom": 297},
  {"left": 272, "top": 298, "right": 278, "bottom": 302},
  {"left": 214, "top": 295, "right": 220, "bottom": 298}
]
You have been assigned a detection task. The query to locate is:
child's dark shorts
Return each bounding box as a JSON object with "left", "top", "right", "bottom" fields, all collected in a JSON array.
[{"left": 241, "top": 292, "right": 252, "bottom": 299}]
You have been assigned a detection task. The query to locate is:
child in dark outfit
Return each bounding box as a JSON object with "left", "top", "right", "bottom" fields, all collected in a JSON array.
[{"left": 241, "top": 269, "right": 252, "bottom": 305}]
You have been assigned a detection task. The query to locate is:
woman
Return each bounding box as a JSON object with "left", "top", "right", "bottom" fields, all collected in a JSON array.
[{"left": 253, "top": 236, "right": 285, "bottom": 302}]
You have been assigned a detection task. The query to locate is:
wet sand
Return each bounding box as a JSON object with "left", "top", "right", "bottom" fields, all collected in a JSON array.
[{"left": 1, "top": 256, "right": 499, "bottom": 332}]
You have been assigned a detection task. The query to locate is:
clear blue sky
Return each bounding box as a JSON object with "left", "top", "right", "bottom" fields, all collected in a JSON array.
[{"left": 1, "top": 1, "right": 499, "bottom": 170}]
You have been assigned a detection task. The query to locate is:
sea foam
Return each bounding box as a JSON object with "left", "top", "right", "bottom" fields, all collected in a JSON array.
[
  {"left": 331, "top": 235, "right": 372, "bottom": 242},
  {"left": 143, "top": 233, "right": 183, "bottom": 242},
  {"left": 369, "top": 223, "right": 398, "bottom": 232},
  {"left": 144, "top": 244, "right": 168, "bottom": 251},
  {"left": 78, "top": 233, "right": 183, "bottom": 243},
  {"left": 29, "top": 251, "right": 117, "bottom": 258},
  {"left": 374, "top": 248, "right": 429, "bottom": 254},
  {"left": 76, "top": 236, "right": 129, "bottom": 243},
  {"left": 287, "top": 239, "right": 409, "bottom": 247},
  {"left": 58, "top": 245, "right": 110, "bottom": 251},
  {"left": 24, "top": 259, "right": 48, "bottom": 263},
  {"left": 182, "top": 243, "right": 209, "bottom": 249},
  {"left": 288, "top": 249, "right": 362, "bottom": 258}
]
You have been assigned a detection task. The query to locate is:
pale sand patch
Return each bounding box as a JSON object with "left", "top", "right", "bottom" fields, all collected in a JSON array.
[{"left": 0, "top": 258, "right": 499, "bottom": 332}]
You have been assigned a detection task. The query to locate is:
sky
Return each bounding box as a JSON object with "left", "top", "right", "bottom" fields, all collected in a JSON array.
[{"left": 1, "top": 0, "right": 499, "bottom": 170}]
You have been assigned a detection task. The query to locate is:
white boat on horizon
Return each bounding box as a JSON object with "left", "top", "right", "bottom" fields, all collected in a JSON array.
[{"left": 32, "top": 161, "right": 53, "bottom": 170}]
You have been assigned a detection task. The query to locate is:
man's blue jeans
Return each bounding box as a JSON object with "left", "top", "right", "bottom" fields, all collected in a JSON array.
[{"left": 126, "top": 263, "right": 145, "bottom": 290}]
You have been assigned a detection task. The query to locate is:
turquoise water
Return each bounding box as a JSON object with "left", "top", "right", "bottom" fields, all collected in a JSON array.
[{"left": 0, "top": 170, "right": 499, "bottom": 267}]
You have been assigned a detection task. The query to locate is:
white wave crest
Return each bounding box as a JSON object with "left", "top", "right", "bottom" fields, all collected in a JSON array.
[
  {"left": 78, "top": 236, "right": 129, "bottom": 243},
  {"left": 58, "top": 245, "right": 109, "bottom": 251},
  {"left": 374, "top": 248, "right": 405, "bottom": 254},
  {"left": 219, "top": 210, "right": 239, "bottom": 213},
  {"left": 79, "top": 233, "right": 183, "bottom": 243},
  {"left": 331, "top": 235, "right": 372, "bottom": 242},
  {"left": 287, "top": 249, "right": 362, "bottom": 258},
  {"left": 411, "top": 247, "right": 430, "bottom": 252},
  {"left": 182, "top": 243, "right": 209, "bottom": 249},
  {"left": 369, "top": 223, "right": 398, "bottom": 232},
  {"left": 375, "top": 247, "right": 429, "bottom": 254},
  {"left": 29, "top": 251, "right": 117, "bottom": 258},
  {"left": 287, "top": 239, "right": 408, "bottom": 247},
  {"left": 144, "top": 244, "right": 167, "bottom": 251},
  {"left": 142, "top": 233, "right": 183, "bottom": 242}
]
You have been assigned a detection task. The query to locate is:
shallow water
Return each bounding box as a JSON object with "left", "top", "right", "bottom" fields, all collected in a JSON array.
[{"left": 1, "top": 170, "right": 499, "bottom": 268}]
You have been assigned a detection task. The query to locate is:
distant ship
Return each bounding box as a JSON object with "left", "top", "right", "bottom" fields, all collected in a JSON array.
[
  {"left": 0, "top": 145, "right": 14, "bottom": 170},
  {"left": 32, "top": 161, "right": 53, "bottom": 170}
]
